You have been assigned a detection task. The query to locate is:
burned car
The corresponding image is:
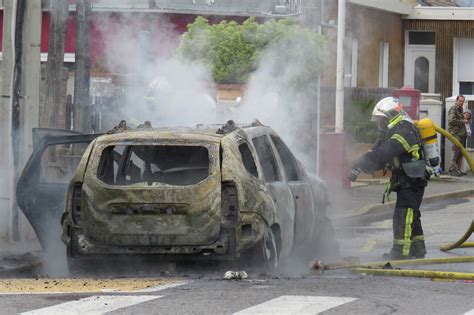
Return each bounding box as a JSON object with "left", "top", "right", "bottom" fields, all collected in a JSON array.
[{"left": 17, "top": 121, "right": 335, "bottom": 270}]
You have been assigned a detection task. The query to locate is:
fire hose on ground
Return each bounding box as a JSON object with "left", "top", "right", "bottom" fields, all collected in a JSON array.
[
  {"left": 310, "top": 256, "right": 474, "bottom": 280},
  {"left": 440, "top": 221, "right": 474, "bottom": 252},
  {"left": 310, "top": 125, "right": 474, "bottom": 280},
  {"left": 434, "top": 125, "right": 474, "bottom": 172}
]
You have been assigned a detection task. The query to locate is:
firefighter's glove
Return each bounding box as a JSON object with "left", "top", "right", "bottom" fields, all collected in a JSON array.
[{"left": 348, "top": 167, "right": 361, "bottom": 182}]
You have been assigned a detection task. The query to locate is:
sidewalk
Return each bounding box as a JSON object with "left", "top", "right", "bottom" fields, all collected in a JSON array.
[{"left": 327, "top": 173, "right": 474, "bottom": 221}]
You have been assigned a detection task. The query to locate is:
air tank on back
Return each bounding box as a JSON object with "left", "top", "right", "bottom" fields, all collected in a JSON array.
[{"left": 417, "top": 118, "right": 440, "bottom": 169}]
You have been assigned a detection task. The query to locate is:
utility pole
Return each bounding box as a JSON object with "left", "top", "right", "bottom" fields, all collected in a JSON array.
[
  {"left": 20, "top": 0, "right": 41, "bottom": 170},
  {"left": 1, "top": 0, "right": 15, "bottom": 241},
  {"left": 335, "top": 0, "right": 346, "bottom": 132},
  {"left": 17, "top": 0, "right": 42, "bottom": 241},
  {"left": 41, "top": 0, "right": 69, "bottom": 129},
  {"left": 74, "top": 0, "right": 92, "bottom": 133},
  {"left": 10, "top": 0, "right": 27, "bottom": 241}
]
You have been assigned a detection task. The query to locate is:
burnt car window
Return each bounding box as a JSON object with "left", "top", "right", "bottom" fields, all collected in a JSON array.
[
  {"left": 238, "top": 143, "right": 258, "bottom": 178},
  {"left": 270, "top": 135, "right": 300, "bottom": 181},
  {"left": 96, "top": 145, "right": 125, "bottom": 184},
  {"left": 98, "top": 145, "right": 209, "bottom": 186},
  {"left": 40, "top": 143, "right": 89, "bottom": 184},
  {"left": 252, "top": 135, "right": 281, "bottom": 182}
]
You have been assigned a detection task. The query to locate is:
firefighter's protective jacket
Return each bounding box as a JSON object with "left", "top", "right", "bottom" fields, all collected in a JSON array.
[{"left": 355, "top": 116, "right": 428, "bottom": 192}]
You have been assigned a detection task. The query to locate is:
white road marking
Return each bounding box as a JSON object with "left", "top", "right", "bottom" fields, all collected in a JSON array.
[
  {"left": 234, "top": 295, "right": 357, "bottom": 314},
  {"left": 20, "top": 295, "right": 162, "bottom": 315},
  {"left": 138, "top": 280, "right": 189, "bottom": 292},
  {"left": 464, "top": 309, "right": 474, "bottom": 315}
]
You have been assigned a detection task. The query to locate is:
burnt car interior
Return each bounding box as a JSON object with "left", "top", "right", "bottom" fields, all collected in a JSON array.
[
  {"left": 270, "top": 135, "right": 300, "bottom": 181},
  {"left": 238, "top": 142, "right": 259, "bottom": 178},
  {"left": 97, "top": 145, "right": 210, "bottom": 186},
  {"left": 252, "top": 135, "right": 281, "bottom": 182}
]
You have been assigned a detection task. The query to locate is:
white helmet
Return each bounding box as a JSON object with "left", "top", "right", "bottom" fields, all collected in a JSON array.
[{"left": 371, "top": 97, "right": 405, "bottom": 122}]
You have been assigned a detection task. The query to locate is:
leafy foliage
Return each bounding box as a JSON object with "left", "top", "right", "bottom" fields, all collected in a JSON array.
[
  {"left": 345, "top": 98, "right": 379, "bottom": 143},
  {"left": 178, "top": 17, "right": 326, "bottom": 84}
]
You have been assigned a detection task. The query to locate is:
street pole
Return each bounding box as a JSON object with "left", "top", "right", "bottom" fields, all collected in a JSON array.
[
  {"left": 1, "top": 0, "right": 15, "bottom": 241},
  {"left": 74, "top": 0, "right": 92, "bottom": 133},
  {"left": 20, "top": 0, "right": 41, "bottom": 170},
  {"left": 17, "top": 0, "right": 42, "bottom": 240},
  {"left": 10, "top": 0, "right": 27, "bottom": 241},
  {"left": 335, "top": 0, "right": 346, "bottom": 132},
  {"left": 41, "top": 0, "right": 69, "bottom": 129}
]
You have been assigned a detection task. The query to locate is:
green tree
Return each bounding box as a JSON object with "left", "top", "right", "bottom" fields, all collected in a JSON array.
[
  {"left": 178, "top": 17, "right": 326, "bottom": 84},
  {"left": 345, "top": 98, "right": 379, "bottom": 143}
]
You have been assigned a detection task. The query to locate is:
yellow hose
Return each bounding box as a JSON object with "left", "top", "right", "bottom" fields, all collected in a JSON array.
[
  {"left": 413, "top": 121, "right": 474, "bottom": 171},
  {"left": 353, "top": 268, "right": 474, "bottom": 280},
  {"left": 312, "top": 256, "right": 474, "bottom": 271},
  {"left": 433, "top": 125, "right": 474, "bottom": 172},
  {"left": 440, "top": 221, "right": 474, "bottom": 251}
]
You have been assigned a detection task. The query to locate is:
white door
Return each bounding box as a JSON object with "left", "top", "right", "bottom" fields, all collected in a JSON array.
[{"left": 404, "top": 46, "right": 436, "bottom": 93}]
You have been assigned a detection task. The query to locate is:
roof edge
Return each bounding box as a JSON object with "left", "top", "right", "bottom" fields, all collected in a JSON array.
[
  {"left": 348, "top": 0, "right": 414, "bottom": 15},
  {"left": 405, "top": 6, "right": 474, "bottom": 20}
]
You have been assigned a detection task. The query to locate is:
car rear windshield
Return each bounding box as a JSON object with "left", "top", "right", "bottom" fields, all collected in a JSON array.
[{"left": 97, "top": 145, "right": 210, "bottom": 186}]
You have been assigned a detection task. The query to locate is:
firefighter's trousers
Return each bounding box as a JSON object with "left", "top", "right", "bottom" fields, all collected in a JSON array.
[{"left": 392, "top": 186, "right": 427, "bottom": 257}]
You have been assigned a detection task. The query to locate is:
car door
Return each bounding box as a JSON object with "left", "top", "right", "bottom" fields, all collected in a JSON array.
[
  {"left": 269, "top": 135, "right": 316, "bottom": 247},
  {"left": 16, "top": 129, "right": 100, "bottom": 252},
  {"left": 251, "top": 134, "right": 295, "bottom": 257}
]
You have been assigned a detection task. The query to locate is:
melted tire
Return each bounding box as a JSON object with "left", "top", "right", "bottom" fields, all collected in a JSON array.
[{"left": 245, "top": 228, "right": 279, "bottom": 270}]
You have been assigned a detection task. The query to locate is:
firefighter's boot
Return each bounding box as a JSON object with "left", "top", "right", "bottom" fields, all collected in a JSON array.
[
  {"left": 410, "top": 237, "right": 427, "bottom": 259},
  {"left": 382, "top": 246, "right": 409, "bottom": 260}
]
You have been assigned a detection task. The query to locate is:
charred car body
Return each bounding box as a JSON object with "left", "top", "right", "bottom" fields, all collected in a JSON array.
[{"left": 17, "top": 121, "right": 334, "bottom": 269}]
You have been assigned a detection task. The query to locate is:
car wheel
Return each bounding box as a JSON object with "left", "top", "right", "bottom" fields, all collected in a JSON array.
[
  {"left": 67, "top": 253, "right": 100, "bottom": 275},
  {"left": 253, "top": 228, "right": 279, "bottom": 270},
  {"left": 66, "top": 240, "right": 94, "bottom": 275},
  {"left": 66, "top": 255, "right": 82, "bottom": 274}
]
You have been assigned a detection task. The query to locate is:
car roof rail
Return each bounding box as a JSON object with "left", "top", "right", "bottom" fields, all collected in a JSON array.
[{"left": 217, "top": 120, "right": 238, "bottom": 134}]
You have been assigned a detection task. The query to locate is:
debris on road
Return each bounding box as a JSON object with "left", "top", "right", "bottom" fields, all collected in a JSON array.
[
  {"left": 0, "top": 278, "right": 178, "bottom": 294},
  {"left": 224, "top": 271, "right": 248, "bottom": 280}
]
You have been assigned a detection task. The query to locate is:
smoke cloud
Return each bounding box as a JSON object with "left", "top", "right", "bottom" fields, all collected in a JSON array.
[
  {"left": 7, "top": 12, "right": 333, "bottom": 276},
  {"left": 94, "top": 13, "right": 219, "bottom": 128},
  {"left": 94, "top": 14, "right": 327, "bottom": 173}
]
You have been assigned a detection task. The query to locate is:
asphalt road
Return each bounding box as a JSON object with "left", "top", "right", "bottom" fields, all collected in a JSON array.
[{"left": 0, "top": 197, "right": 473, "bottom": 314}]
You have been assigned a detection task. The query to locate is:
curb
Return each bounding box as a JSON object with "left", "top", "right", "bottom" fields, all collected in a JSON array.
[
  {"left": 0, "top": 252, "right": 42, "bottom": 277},
  {"left": 339, "top": 188, "right": 474, "bottom": 220}
]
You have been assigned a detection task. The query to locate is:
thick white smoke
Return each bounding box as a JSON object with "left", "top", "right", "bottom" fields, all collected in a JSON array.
[
  {"left": 95, "top": 13, "right": 219, "bottom": 128},
  {"left": 95, "top": 14, "right": 327, "bottom": 170}
]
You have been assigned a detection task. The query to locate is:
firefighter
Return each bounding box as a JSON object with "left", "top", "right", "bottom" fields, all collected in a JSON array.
[{"left": 348, "top": 97, "right": 428, "bottom": 260}]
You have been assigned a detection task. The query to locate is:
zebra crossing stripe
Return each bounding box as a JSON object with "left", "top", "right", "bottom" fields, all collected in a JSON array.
[
  {"left": 20, "top": 295, "right": 162, "bottom": 315},
  {"left": 464, "top": 309, "right": 474, "bottom": 315},
  {"left": 234, "top": 295, "right": 357, "bottom": 314},
  {"left": 137, "top": 281, "right": 189, "bottom": 292}
]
